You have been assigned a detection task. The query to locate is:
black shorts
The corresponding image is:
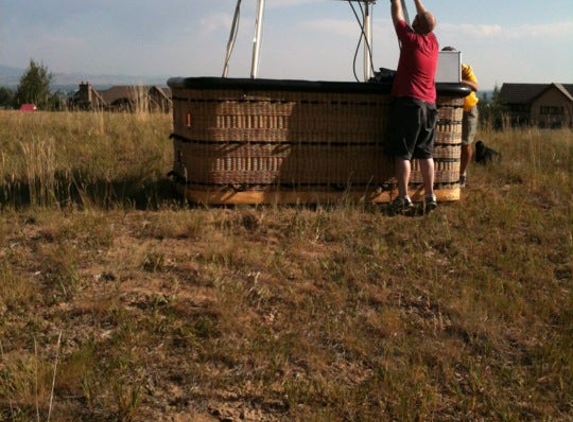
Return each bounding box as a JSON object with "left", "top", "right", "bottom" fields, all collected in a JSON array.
[{"left": 387, "top": 97, "right": 438, "bottom": 160}]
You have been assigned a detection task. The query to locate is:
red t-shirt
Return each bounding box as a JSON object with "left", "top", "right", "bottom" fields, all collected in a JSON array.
[{"left": 391, "top": 19, "right": 438, "bottom": 104}]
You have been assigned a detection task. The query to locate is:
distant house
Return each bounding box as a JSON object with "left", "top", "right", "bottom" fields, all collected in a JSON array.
[
  {"left": 499, "top": 83, "right": 573, "bottom": 129},
  {"left": 71, "top": 82, "right": 172, "bottom": 113}
]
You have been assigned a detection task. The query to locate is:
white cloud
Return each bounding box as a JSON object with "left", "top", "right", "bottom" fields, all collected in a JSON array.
[
  {"left": 439, "top": 20, "right": 573, "bottom": 41},
  {"left": 299, "top": 18, "right": 361, "bottom": 38},
  {"left": 200, "top": 12, "right": 237, "bottom": 34},
  {"left": 512, "top": 21, "right": 573, "bottom": 39},
  {"left": 266, "top": 0, "right": 317, "bottom": 8}
]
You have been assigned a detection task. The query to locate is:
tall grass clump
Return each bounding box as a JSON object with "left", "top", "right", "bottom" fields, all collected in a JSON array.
[
  {"left": 0, "top": 112, "right": 571, "bottom": 421},
  {"left": 0, "top": 110, "right": 173, "bottom": 210}
]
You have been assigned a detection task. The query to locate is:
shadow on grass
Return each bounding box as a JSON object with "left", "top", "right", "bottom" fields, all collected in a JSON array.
[{"left": 0, "top": 172, "right": 183, "bottom": 211}]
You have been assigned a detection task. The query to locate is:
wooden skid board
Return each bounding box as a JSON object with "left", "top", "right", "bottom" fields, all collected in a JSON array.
[{"left": 180, "top": 186, "right": 460, "bottom": 206}]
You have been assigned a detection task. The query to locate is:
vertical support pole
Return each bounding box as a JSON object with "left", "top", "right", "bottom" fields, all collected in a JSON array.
[
  {"left": 363, "top": 1, "right": 372, "bottom": 81},
  {"left": 251, "top": 0, "right": 265, "bottom": 79},
  {"left": 223, "top": 0, "right": 243, "bottom": 78}
]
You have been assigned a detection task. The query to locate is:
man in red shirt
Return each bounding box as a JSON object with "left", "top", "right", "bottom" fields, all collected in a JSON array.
[{"left": 387, "top": 0, "right": 439, "bottom": 215}]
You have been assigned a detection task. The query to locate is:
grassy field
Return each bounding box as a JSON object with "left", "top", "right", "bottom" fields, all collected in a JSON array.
[{"left": 0, "top": 111, "right": 571, "bottom": 421}]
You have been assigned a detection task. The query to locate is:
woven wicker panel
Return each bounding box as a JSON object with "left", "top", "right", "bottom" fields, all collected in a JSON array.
[
  {"left": 435, "top": 122, "right": 463, "bottom": 143},
  {"left": 174, "top": 138, "right": 393, "bottom": 190},
  {"left": 436, "top": 96, "right": 464, "bottom": 121},
  {"left": 433, "top": 143, "right": 461, "bottom": 160},
  {"left": 175, "top": 140, "right": 289, "bottom": 186},
  {"left": 281, "top": 143, "right": 393, "bottom": 187},
  {"left": 172, "top": 88, "right": 389, "bottom": 144}
]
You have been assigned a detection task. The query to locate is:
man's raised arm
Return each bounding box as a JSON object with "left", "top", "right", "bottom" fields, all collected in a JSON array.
[
  {"left": 390, "top": 0, "right": 404, "bottom": 28},
  {"left": 413, "top": 0, "right": 428, "bottom": 15}
]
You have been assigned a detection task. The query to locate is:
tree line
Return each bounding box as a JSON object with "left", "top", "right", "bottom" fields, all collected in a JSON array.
[
  {"left": 0, "top": 59, "right": 66, "bottom": 110},
  {"left": 476, "top": 86, "right": 506, "bottom": 130},
  {"left": 1, "top": 59, "right": 506, "bottom": 124}
]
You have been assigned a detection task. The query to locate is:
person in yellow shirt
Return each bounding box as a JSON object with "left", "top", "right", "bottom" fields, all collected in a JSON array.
[{"left": 442, "top": 46, "right": 479, "bottom": 187}]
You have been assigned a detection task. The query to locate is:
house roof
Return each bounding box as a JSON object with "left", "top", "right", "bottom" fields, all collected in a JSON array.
[
  {"left": 500, "top": 83, "right": 573, "bottom": 104},
  {"left": 94, "top": 85, "right": 172, "bottom": 105},
  {"left": 98, "top": 86, "right": 145, "bottom": 104},
  {"left": 152, "top": 86, "right": 172, "bottom": 101},
  {"left": 551, "top": 83, "right": 573, "bottom": 102}
]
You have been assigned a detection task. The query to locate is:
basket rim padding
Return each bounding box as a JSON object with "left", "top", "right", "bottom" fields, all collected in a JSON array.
[{"left": 167, "top": 77, "right": 472, "bottom": 98}]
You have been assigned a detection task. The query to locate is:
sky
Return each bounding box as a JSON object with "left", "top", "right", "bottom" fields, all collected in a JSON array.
[{"left": 1, "top": 0, "right": 572, "bottom": 90}]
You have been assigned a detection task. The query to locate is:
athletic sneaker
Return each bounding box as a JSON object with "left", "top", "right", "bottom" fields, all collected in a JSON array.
[
  {"left": 459, "top": 174, "right": 467, "bottom": 188},
  {"left": 424, "top": 194, "right": 438, "bottom": 213},
  {"left": 388, "top": 196, "right": 414, "bottom": 215}
]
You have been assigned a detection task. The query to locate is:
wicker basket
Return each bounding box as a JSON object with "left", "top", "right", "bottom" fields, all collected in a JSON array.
[{"left": 168, "top": 77, "right": 468, "bottom": 205}]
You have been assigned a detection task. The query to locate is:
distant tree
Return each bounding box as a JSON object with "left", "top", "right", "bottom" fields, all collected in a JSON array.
[
  {"left": 478, "top": 84, "right": 506, "bottom": 130},
  {"left": 14, "top": 59, "right": 53, "bottom": 109},
  {"left": 0, "top": 86, "right": 14, "bottom": 109},
  {"left": 49, "top": 89, "right": 69, "bottom": 111}
]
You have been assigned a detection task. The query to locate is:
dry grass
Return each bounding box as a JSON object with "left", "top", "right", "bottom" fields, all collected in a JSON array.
[{"left": 0, "top": 110, "right": 571, "bottom": 421}]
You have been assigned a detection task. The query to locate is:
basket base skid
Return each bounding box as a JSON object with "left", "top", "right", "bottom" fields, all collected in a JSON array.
[{"left": 179, "top": 186, "right": 460, "bottom": 206}]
